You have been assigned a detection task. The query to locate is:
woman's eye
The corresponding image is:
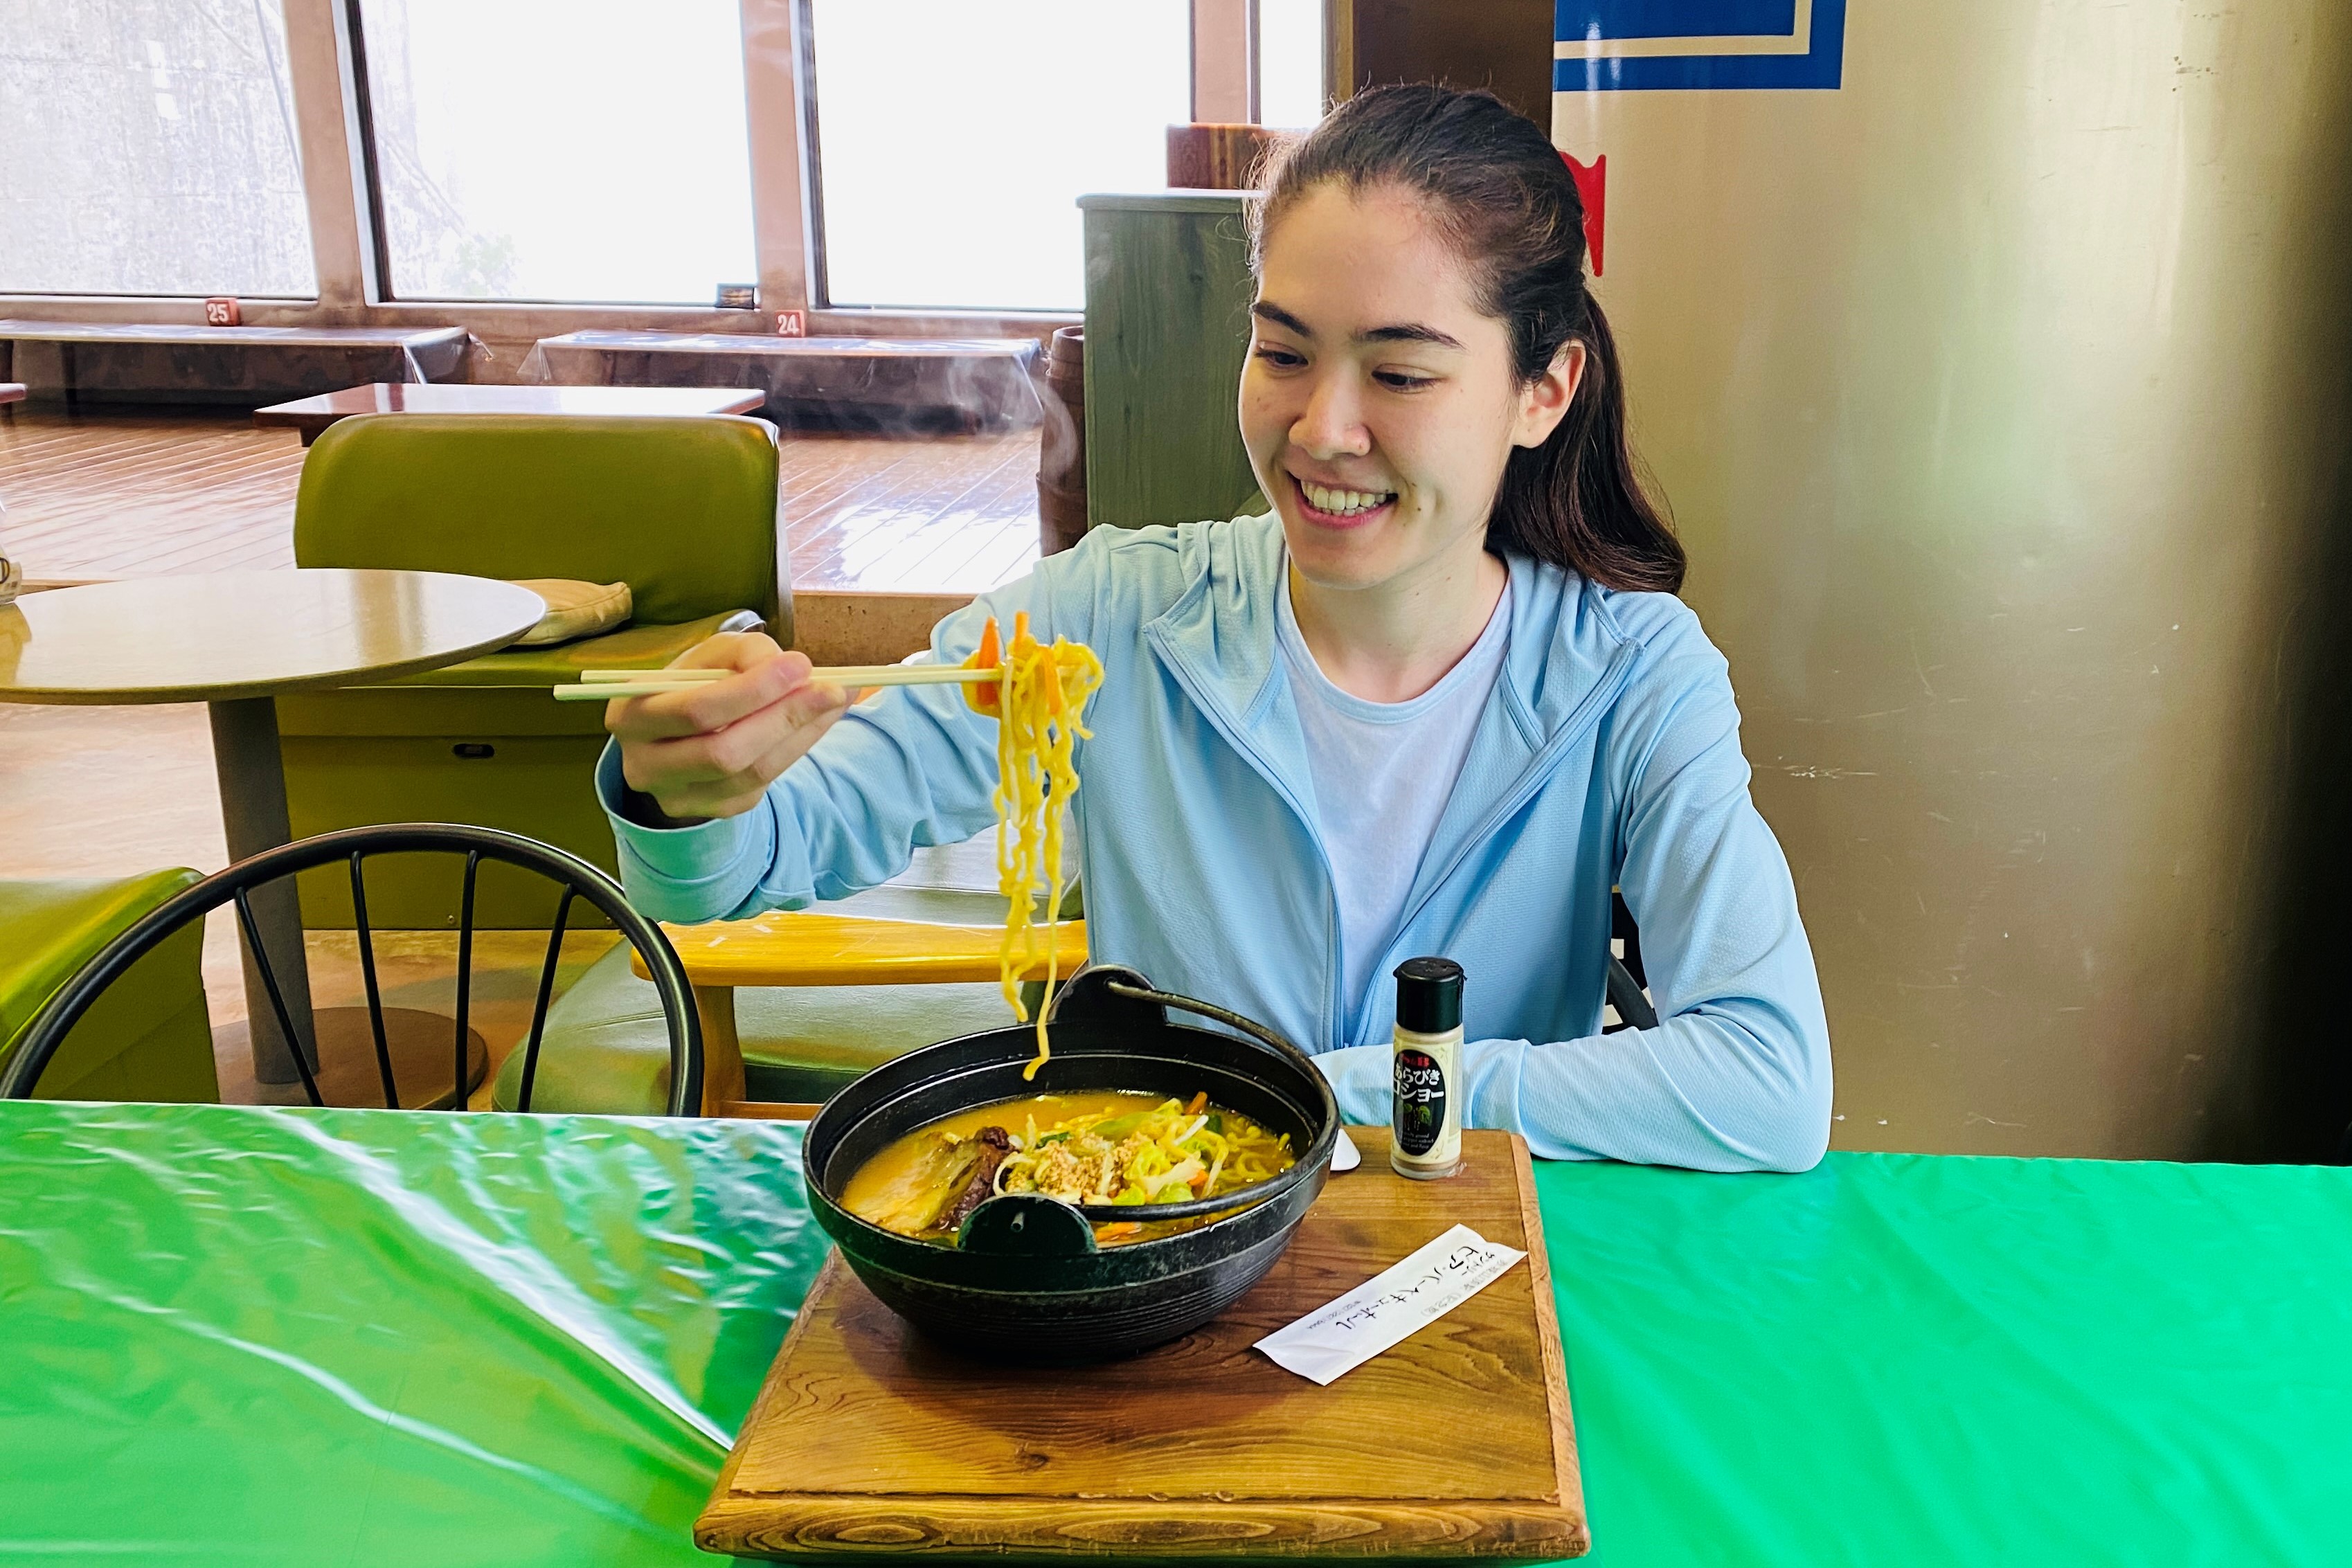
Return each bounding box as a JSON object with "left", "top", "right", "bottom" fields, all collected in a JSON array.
[
  {"left": 1253, "top": 345, "right": 1306, "bottom": 369},
  {"left": 1375, "top": 370, "right": 1437, "bottom": 391}
]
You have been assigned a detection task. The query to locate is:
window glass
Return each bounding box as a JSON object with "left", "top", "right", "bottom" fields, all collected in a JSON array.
[
  {"left": 808, "top": 0, "right": 1191, "bottom": 313},
  {"left": 0, "top": 0, "right": 316, "bottom": 296},
  {"left": 1257, "top": 0, "right": 1326, "bottom": 129},
  {"left": 360, "top": 0, "right": 755, "bottom": 304}
]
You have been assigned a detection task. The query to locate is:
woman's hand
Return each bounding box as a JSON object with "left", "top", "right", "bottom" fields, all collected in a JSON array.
[{"left": 605, "top": 633, "right": 854, "bottom": 822}]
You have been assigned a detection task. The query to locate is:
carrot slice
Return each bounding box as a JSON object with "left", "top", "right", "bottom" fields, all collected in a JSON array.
[
  {"left": 1039, "top": 650, "right": 1066, "bottom": 715},
  {"left": 964, "top": 616, "right": 1003, "bottom": 715}
]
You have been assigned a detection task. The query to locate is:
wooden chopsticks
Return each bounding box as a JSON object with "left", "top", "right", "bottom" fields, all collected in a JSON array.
[{"left": 550, "top": 665, "right": 991, "bottom": 701}]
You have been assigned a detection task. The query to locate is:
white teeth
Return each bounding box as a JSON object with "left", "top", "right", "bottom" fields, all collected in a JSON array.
[{"left": 1299, "top": 480, "right": 1394, "bottom": 516}]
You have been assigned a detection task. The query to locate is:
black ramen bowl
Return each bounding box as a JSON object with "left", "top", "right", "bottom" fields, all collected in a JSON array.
[{"left": 802, "top": 965, "right": 1339, "bottom": 1364}]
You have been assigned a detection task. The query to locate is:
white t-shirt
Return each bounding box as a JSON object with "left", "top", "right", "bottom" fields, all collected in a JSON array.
[{"left": 1276, "top": 573, "right": 1512, "bottom": 1039}]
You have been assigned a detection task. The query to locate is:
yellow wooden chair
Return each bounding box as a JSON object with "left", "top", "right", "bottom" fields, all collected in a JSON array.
[
  {"left": 489, "top": 867, "right": 1084, "bottom": 1118},
  {"left": 650, "top": 910, "right": 1087, "bottom": 1117}
]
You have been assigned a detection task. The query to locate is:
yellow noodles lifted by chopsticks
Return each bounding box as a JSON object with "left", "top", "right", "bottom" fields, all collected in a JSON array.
[{"left": 962, "top": 612, "right": 1102, "bottom": 1079}]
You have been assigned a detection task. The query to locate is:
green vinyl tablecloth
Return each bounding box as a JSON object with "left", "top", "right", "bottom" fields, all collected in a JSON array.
[{"left": 1, "top": 1100, "right": 2346, "bottom": 1566}]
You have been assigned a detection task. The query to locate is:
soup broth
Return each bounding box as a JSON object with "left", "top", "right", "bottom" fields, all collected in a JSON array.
[{"left": 840, "top": 1090, "right": 1296, "bottom": 1248}]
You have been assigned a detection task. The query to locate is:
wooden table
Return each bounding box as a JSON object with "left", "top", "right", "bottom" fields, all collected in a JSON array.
[
  {"left": 529, "top": 331, "right": 1043, "bottom": 430},
  {"left": 0, "top": 570, "right": 544, "bottom": 1099},
  {"left": 0, "top": 321, "right": 470, "bottom": 406},
  {"left": 253, "top": 382, "right": 769, "bottom": 444},
  {"left": 637, "top": 911, "right": 1088, "bottom": 1116},
  {"left": 701, "top": 1127, "right": 1584, "bottom": 1562}
]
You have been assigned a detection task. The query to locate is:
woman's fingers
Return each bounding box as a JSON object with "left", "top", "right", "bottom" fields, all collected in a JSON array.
[
  {"left": 678, "top": 630, "right": 787, "bottom": 672},
  {"left": 613, "top": 657, "right": 853, "bottom": 819},
  {"left": 661, "top": 708, "right": 852, "bottom": 819},
  {"left": 609, "top": 642, "right": 811, "bottom": 743}
]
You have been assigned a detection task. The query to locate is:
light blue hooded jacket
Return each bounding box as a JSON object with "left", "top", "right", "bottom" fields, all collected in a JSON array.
[{"left": 598, "top": 514, "right": 1833, "bottom": 1172}]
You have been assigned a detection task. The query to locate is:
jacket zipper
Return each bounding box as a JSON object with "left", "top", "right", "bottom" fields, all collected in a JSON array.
[
  {"left": 1144, "top": 626, "right": 1348, "bottom": 1049},
  {"left": 1348, "top": 641, "right": 1640, "bottom": 1049}
]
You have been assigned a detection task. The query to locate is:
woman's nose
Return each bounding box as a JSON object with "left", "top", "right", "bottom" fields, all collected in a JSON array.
[{"left": 1291, "top": 372, "right": 1372, "bottom": 460}]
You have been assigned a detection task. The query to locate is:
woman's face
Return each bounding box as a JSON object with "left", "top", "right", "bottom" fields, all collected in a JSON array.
[{"left": 1241, "top": 181, "right": 1581, "bottom": 595}]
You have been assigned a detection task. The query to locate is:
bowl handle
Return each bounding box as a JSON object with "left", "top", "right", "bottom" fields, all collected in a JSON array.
[
  {"left": 1049, "top": 965, "right": 1314, "bottom": 1070},
  {"left": 1045, "top": 964, "right": 1167, "bottom": 1031},
  {"left": 958, "top": 1194, "right": 1100, "bottom": 1256}
]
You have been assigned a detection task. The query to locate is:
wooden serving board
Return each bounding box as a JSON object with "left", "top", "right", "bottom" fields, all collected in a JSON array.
[{"left": 697, "top": 1128, "right": 1586, "bottom": 1562}]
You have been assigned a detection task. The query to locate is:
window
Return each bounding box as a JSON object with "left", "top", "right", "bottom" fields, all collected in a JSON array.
[
  {"left": 805, "top": 0, "right": 1192, "bottom": 313},
  {"left": 356, "top": 0, "right": 756, "bottom": 304},
  {"left": 0, "top": 0, "right": 316, "bottom": 296},
  {"left": 1257, "top": 0, "right": 1326, "bottom": 129}
]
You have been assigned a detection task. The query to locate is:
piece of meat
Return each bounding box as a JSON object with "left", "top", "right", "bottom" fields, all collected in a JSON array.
[
  {"left": 940, "top": 1126, "right": 1013, "bottom": 1230},
  {"left": 861, "top": 1135, "right": 985, "bottom": 1235}
]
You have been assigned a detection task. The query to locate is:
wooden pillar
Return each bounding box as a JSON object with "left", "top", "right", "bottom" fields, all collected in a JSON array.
[{"left": 1193, "top": 0, "right": 1257, "bottom": 123}]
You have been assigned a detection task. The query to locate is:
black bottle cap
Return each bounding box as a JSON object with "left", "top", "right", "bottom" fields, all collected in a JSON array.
[{"left": 1394, "top": 956, "right": 1464, "bottom": 1034}]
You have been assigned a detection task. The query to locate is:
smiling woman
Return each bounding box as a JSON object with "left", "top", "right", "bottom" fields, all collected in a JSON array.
[
  {"left": 601, "top": 85, "right": 1833, "bottom": 1175},
  {"left": 1244, "top": 87, "right": 1682, "bottom": 609}
]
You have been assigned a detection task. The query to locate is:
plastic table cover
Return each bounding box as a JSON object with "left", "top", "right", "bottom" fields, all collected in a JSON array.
[
  {"left": 2, "top": 1101, "right": 2346, "bottom": 1566},
  {"left": 0, "top": 321, "right": 469, "bottom": 391},
  {"left": 518, "top": 332, "right": 1043, "bottom": 427}
]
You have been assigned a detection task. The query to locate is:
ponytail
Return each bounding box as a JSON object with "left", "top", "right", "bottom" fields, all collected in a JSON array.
[
  {"left": 1491, "top": 296, "right": 1683, "bottom": 591},
  {"left": 1253, "top": 84, "right": 1684, "bottom": 594}
]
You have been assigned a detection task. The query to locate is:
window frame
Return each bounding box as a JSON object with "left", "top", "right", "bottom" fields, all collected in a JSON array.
[{"left": 0, "top": 0, "right": 1326, "bottom": 338}]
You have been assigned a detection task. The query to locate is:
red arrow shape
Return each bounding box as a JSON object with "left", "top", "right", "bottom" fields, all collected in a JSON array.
[{"left": 1561, "top": 152, "right": 1606, "bottom": 277}]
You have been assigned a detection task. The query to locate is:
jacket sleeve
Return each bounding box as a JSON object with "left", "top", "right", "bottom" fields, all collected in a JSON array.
[
  {"left": 596, "top": 548, "right": 1095, "bottom": 925},
  {"left": 1316, "top": 632, "right": 1834, "bottom": 1173}
]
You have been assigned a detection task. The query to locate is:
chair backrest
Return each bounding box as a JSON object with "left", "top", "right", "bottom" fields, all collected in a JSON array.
[
  {"left": 1604, "top": 890, "right": 1657, "bottom": 1033},
  {"left": 0, "top": 824, "right": 704, "bottom": 1115},
  {"left": 294, "top": 413, "right": 786, "bottom": 629}
]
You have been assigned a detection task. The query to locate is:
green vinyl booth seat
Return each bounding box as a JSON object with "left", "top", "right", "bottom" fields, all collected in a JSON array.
[
  {"left": 282, "top": 413, "right": 791, "bottom": 930},
  {"left": 0, "top": 870, "right": 217, "bottom": 1103}
]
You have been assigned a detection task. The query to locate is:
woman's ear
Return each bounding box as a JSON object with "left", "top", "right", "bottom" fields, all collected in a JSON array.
[{"left": 1510, "top": 340, "right": 1587, "bottom": 449}]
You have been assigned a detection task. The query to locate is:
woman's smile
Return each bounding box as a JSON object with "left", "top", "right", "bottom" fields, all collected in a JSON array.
[{"left": 1288, "top": 471, "right": 1399, "bottom": 528}]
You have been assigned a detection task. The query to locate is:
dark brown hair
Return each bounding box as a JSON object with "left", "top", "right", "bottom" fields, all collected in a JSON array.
[{"left": 1250, "top": 84, "right": 1684, "bottom": 593}]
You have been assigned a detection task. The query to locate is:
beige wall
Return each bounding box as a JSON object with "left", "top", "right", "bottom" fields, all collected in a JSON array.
[{"left": 1561, "top": 2, "right": 2352, "bottom": 1160}]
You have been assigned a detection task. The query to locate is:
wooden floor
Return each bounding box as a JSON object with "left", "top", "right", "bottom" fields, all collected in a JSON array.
[
  {"left": 0, "top": 408, "right": 310, "bottom": 578},
  {"left": 0, "top": 404, "right": 1042, "bottom": 593},
  {"left": 778, "top": 424, "right": 1045, "bottom": 593}
]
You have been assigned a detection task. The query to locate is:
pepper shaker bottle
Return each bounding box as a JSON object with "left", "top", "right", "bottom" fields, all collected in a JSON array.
[{"left": 1391, "top": 957, "right": 1464, "bottom": 1180}]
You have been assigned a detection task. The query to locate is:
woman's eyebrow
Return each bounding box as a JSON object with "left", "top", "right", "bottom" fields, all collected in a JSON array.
[
  {"left": 1359, "top": 323, "right": 1464, "bottom": 350},
  {"left": 1252, "top": 301, "right": 1313, "bottom": 336},
  {"left": 1253, "top": 301, "right": 1464, "bottom": 351}
]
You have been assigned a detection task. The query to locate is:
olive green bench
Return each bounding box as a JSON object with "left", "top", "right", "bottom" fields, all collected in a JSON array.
[{"left": 0, "top": 869, "right": 217, "bottom": 1103}]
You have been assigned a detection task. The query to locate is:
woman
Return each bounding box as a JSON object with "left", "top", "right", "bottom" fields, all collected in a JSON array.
[{"left": 602, "top": 85, "right": 1832, "bottom": 1173}]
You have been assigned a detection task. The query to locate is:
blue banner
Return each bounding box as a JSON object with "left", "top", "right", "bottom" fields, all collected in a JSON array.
[{"left": 1554, "top": 0, "right": 1845, "bottom": 91}]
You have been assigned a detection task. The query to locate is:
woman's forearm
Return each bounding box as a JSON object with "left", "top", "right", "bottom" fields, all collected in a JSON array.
[{"left": 1316, "top": 995, "right": 1831, "bottom": 1173}]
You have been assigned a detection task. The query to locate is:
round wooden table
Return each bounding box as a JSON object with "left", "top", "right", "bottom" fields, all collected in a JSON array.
[{"left": 0, "top": 570, "right": 546, "bottom": 1105}]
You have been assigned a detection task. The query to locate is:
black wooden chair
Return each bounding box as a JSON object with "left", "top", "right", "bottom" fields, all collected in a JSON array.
[
  {"left": 1604, "top": 889, "right": 1658, "bottom": 1033},
  {"left": 0, "top": 824, "right": 703, "bottom": 1115}
]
